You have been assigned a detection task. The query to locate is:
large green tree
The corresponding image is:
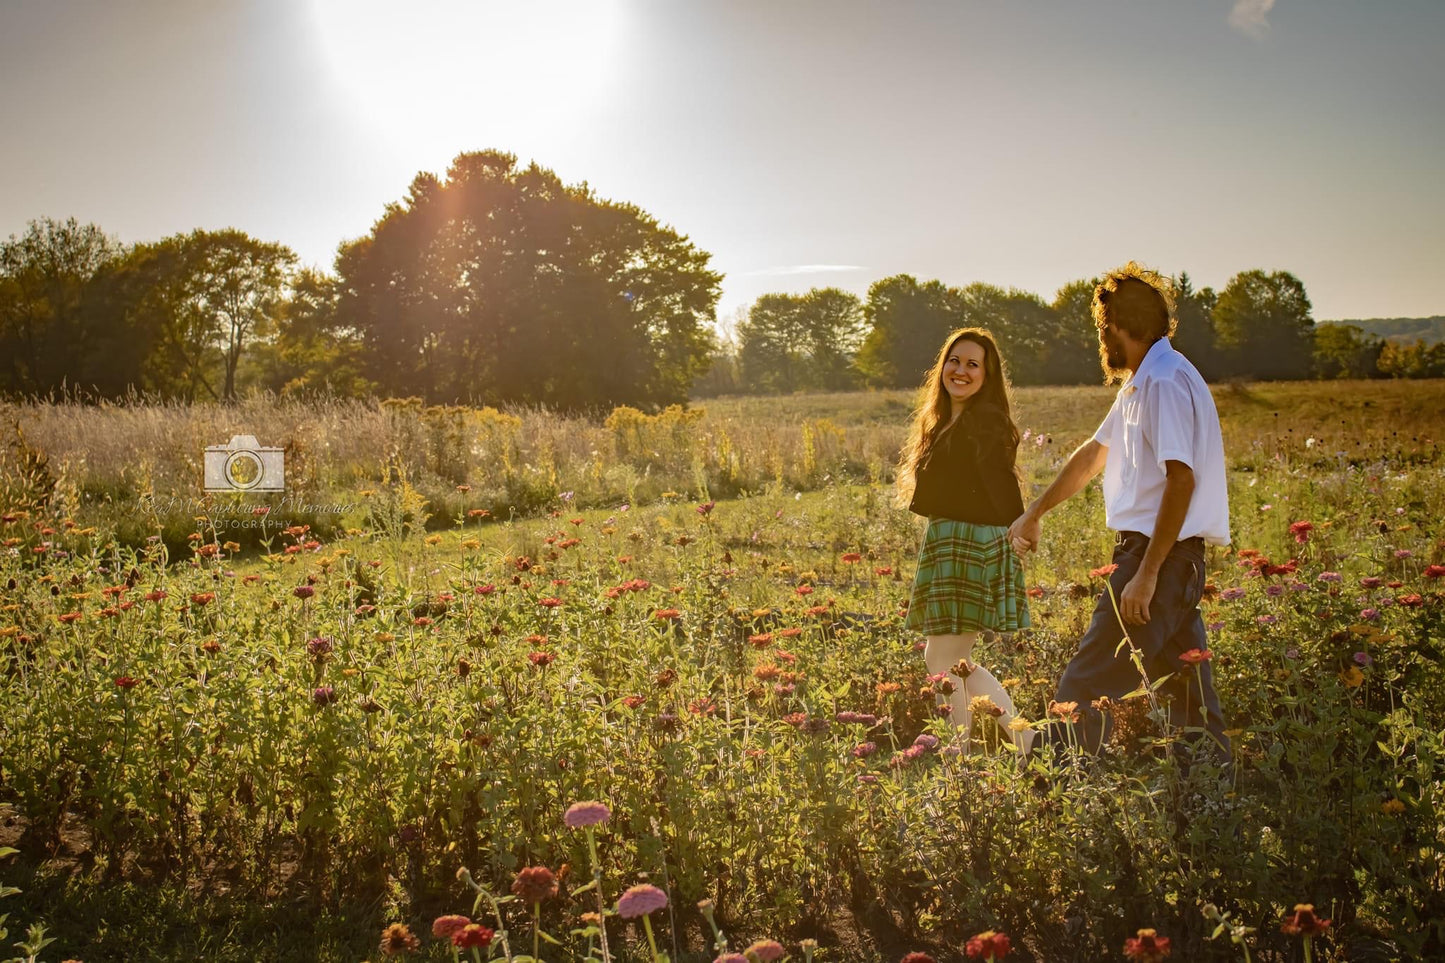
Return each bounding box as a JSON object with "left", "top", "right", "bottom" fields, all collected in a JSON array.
[
  {"left": 855, "top": 275, "right": 963, "bottom": 387},
  {"left": 1213, "top": 269, "right": 1315, "bottom": 380},
  {"left": 736, "top": 287, "right": 865, "bottom": 393},
  {"left": 1045, "top": 278, "right": 1106, "bottom": 384},
  {"left": 955, "top": 282, "right": 1060, "bottom": 386},
  {"left": 249, "top": 269, "right": 374, "bottom": 398},
  {"left": 334, "top": 150, "right": 721, "bottom": 409},
  {"left": 0, "top": 218, "right": 124, "bottom": 396},
  {"left": 121, "top": 229, "right": 296, "bottom": 402},
  {"left": 1170, "top": 271, "right": 1221, "bottom": 380},
  {"left": 1314, "top": 322, "right": 1385, "bottom": 380}
]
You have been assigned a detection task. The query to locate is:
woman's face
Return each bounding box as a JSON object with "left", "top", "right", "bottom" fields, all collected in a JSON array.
[{"left": 941, "top": 338, "right": 987, "bottom": 405}]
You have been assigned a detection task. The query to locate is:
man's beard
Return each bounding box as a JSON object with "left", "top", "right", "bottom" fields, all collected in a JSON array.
[{"left": 1098, "top": 327, "right": 1129, "bottom": 384}]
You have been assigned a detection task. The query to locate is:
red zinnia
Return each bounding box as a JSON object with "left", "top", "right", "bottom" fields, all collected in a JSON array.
[
  {"left": 654, "top": 608, "right": 681, "bottom": 620},
  {"left": 1288, "top": 520, "right": 1314, "bottom": 544},
  {"left": 1178, "top": 648, "right": 1213, "bottom": 665},
  {"left": 510, "top": 865, "right": 558, "bottom": 904},
  {"left": 1280, "top": 903, "right": 1331, "bottom": 937},
  {"left": 1123, "top": 928, "right": 1171, "bottom": 962},
  {"left": 538, "top": 597, "right": 563, "bottom": 608},
  {"left": 113, "top": 676, "right": 139, "bottom": 688},
  {"left": 1090, "top": 564, "right": 1119, "bottom": 578},
  {"left": 964, "top": 930, "right": 1010, "bottom": 959},
  {"left": 293, "top": 585, "right": 315, "bottom": 600},
  {"left": 432, "top": 915, "right": 470, "bottom": 938},
  {"left": 453, "top": 924, "right": 494, "bottom": 949},
  {"left": 841, "top": 552, "right": 862, "bottom": 563},
  {"left": 900, "top": 954, "right": 937, "bottom": 963},
  {"left": 1425, "top": 564, "right": 1445, "bottom": 579}
]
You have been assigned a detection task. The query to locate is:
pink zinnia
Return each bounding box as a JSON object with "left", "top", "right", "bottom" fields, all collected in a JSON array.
[
  {"left": 744, "top": 940, "right": 785, "bottom": 962},
  {"left": 564, "top": 801, "right": 612, "bottom": 828},
  {"left": 616, "top": 883, "right": 668, "bottom": 918},
  {"left": 432, "top": 915, "right": 471, "bottom": 938},
  {"left": 293, "top": 585, "right": 315, "bottom": 599}
]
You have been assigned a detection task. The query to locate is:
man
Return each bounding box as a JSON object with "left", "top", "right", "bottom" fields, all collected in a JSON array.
[{"left": 1008, "top": 262, "right": 1230, "bottom": 756}]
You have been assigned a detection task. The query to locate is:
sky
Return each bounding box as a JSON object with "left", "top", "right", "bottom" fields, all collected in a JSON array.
[{"left": 1, "top": 0, "right": 1442, "bottom": 325}]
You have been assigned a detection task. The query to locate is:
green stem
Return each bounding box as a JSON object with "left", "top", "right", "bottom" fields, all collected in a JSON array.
[
  {"left": 533, "top": 901, "right": 540, "bottom": 961},
  {"left": 587, "top": 827, "right": 612, "bottom": 963},
  {"left": 642, "top": 914, "right": 659, "bottom": 962}
]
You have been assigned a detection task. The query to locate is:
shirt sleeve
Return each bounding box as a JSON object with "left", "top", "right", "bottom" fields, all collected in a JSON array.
[
  {"left": 1092, "top": 396, "right": 1121, "bottom": 447},
  {"left": 1146, "top": 372, "right": 1197, "bottom": 470}
]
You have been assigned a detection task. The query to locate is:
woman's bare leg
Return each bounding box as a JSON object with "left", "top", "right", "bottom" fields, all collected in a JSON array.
[{"left": 926, "top": 631, "right": 1034, "bottom": 753}]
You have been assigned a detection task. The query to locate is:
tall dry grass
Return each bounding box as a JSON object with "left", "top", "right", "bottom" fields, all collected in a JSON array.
[{"left": 3, "top": 380, "right": 1442, "bottom": 554}]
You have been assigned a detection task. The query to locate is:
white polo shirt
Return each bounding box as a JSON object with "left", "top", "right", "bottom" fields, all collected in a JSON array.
[{"left": 1092, "top": 338, "right": 1230, "bottom": 546}]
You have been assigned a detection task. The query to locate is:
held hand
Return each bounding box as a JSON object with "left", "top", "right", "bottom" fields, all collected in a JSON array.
[
  {"left": 1008, "top": 513, "right": 1041, "bottom": 554},
  {"left": 1118, "top": 571, "right": 1157, "bottom": 625}
]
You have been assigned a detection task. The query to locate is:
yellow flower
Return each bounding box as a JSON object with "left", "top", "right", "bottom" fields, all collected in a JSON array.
[
  {"left": 461, "top": 539, "right": 480, "bottom": 550},
  {"left": 358, "top": 489, "right": 376, "bottom": 497},
  {"left": 1007, "top": 717, "right": 1033, "bottom": 732},
  {"left": 375, "top": 632, "right": 396, "bottom": 643},
  {"left": 424, "top": 534, "right": 443, "bottom": 545},
  {"left": 1381, "top": 798, "right": 1406, "bottom": 814},
  {"left": 1002, "top": 677, "right": 1021, "bottom": 687},
  {"left": 1340, "top": 666, "right": 1365, "bottom": 688}
]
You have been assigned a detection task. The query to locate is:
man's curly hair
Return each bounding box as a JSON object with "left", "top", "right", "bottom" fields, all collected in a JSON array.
[{"left": 1092, "top": 261, "right": 1177, "bottom": 342}]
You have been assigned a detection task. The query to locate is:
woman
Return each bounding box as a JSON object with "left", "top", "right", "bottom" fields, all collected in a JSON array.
[{"left": 897, "top": 328, "right": 1033, "bottom": 753}]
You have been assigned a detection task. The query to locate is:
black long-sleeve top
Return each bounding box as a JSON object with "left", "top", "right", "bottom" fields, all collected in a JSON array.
[{"left": 907, "top": 403, "right": 1026, "bottom": 526}]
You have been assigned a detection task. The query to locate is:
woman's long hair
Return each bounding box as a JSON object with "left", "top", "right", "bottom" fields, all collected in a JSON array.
[{"left": 894, "top": 327, "right": 1024, "bottom": 506}]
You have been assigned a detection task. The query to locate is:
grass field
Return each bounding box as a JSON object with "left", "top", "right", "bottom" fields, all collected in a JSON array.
[{"left": 2, "top": 380, "right": 1444, "bottom": 962}]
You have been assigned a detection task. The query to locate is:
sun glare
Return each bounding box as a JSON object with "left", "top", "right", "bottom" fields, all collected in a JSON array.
[{"left": 310, "top": 0, "right": 624, "bottom": 159}]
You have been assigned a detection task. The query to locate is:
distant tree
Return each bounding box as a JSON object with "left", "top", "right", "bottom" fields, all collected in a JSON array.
[
  {"left": 949, "top": 283, "right": 1056, "bottom": 386},
  {"left": 1046, "top": 278, "right": 1105, "bottom": 384},
  {"left": 800, "top": 288, "right": 867, "bottom": 390},
  {"left": 1169, "top": 272, "right": 1223, "bottom": 380},
  {"left": 737, "top": 287, "right": 865, "bottom": 393},
  {"left": 1313, "top": 323, "right": 1385, "bottom": 380},
  {"left": 334, "top": 150, "right": 721, "bottom": 409},
  {"left": 250, "top": 269, "right": 374, "bottom": 398},
  {"left": 1377, "top": 339, "right": 1445, "bottom": 379},
  {"left": 1212, "top": 270, "right": 1314, "bottom": 380},
  {"left": 738, "top": 293, "right": 805, "bottom": 393},
  {"left": 855, "top": 275, "right": 962, "bottom": 387},
  {"left": 0, "top": 218, "right": 124, "bottom": 396},
  {"left": 126, "top": 230, "right": 296, "bottom": 402}
]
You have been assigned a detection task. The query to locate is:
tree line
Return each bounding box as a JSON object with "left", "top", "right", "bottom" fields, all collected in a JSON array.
[
  {"left": 696, "top": 272, "right": 1444, "bottom": 396},
  {"left": 3, "top": 149, "right": 1440, "bottom": 409}
]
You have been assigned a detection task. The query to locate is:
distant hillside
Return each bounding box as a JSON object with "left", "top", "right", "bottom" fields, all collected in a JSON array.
[{"left": 1320, "top": 316, "right": 1445, "bottom": 344}]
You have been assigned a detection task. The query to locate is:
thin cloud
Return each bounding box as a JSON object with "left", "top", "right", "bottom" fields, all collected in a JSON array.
[
  {"left": 1229, "top": 0, "right": 1275, "bottom": 40},
  {"left": 738, "top": 264, "right": 864, "bottom": 277}
]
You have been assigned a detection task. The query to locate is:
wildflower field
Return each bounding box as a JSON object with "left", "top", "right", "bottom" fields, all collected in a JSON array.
[{"left": 2, "top": 380, "right": 1444, "bottom": 962}]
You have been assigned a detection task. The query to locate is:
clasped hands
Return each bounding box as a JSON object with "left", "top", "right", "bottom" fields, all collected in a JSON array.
[
  {"left": 1008, "top": 511, "right": 1157, "bottom": 625},
  {"left": 1007, "top": 512, "right": 1039, "bottom": 557}
]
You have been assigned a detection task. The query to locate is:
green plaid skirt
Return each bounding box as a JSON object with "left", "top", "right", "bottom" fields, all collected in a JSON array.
[{"left": 905, "top": 517, "right": 1030, "bottom": 635}]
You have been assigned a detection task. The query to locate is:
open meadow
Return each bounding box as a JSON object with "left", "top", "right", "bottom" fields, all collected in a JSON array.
[{"left": 2, "top": 380, "right": 1444, "bottom": 962}]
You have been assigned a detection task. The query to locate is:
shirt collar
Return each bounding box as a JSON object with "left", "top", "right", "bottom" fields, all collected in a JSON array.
[{"left": 1123, "top": 338, "right": 1173, "bottom": 394}]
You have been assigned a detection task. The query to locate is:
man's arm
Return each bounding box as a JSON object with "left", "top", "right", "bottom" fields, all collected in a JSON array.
[
  {"left": 1008, "top": 438, "right": 1108, "bottom": 550},
  {"left": 1117, "top": 460, "right": 1195, "bottom": 625}
]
